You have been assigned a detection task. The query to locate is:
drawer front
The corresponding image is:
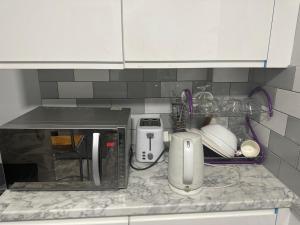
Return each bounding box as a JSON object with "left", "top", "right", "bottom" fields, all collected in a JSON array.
[{"left": 129, "top": 210, "right": 276, "bottom": 225}]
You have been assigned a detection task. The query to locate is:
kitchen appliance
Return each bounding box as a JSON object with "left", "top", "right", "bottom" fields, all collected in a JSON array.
[
  {"left": 0, "top": 106, "right": 131, "bottom": 191},
  {"left": 168, "top": 132, "right": 204, "bottom": 195},
  {"left": 136, "top": 118, "right": 164, "bottom": 162}
]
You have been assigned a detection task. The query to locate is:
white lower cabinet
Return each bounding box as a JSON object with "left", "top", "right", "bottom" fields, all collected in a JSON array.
[
  {"left": 129, "top": 210, "right": 277, "bottom": 225},
  {"left": 1, "top": 209, "right": 296, "bottom": 225}
]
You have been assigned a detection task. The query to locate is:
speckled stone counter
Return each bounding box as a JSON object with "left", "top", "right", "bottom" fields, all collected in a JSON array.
[
  {"left": 0, "top": 162, "right": 296, "bottom": 222},
  {"left": 292, "top": 199, "right": 300, "bottom": 220}
]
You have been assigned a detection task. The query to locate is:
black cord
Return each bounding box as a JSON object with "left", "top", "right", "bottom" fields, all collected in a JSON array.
[{"left": 129, "top": 145, "right": 167, "bottom": 171}]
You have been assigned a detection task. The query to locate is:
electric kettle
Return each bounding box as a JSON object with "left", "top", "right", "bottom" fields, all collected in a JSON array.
[{"left": 168, "top": 132, "right": 204, "bottom": 195}]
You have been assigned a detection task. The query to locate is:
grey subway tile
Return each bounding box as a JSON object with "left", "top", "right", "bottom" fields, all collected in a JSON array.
[
  {"left": 161, "top": 82, "right": 192, "bottom": 97},
  {"left": 275, "top": 89, "right": 300, "bottom": 119},
  {"left": 93, "top": 82, "right": 127, "bottom": 98},
  {"left": 39, "top": 82, "right": 58, "bottom": 99},
  {"left": 177, "top": 69, "right": 208, "bottom": 81},
  {"left": 160, "top": 113, "right": 172, "bottom": 129},
  {"left": 268, "top": 131, "right": 300, "bottom": 168},
  {"left": 278, "top": 161, "right": 300, "bottom": 196},
  {"left": 38, "top": 70, "right": 74, "bottom": 81},
  {"left": 128, "top": 82, "right": 161, "bottom": 98},
  {"left": 76, "top": 99, "right": 111, "bottom": 108},
  {"left": 286, "top": 116, "right": 300, "bottom": 145},
  {"left": 292, "top": 67, "right": 300, "bottom": 91},
  {"left": 192, "top": 81, "right": 212, "bottom": 93},
  {"left": 145, "top": 98, "right": 171, "bottom": 113},
  {"left": 74, "top": 70, "right": 109, "bottom": 81},
  {"left": 212, "top": 83, "right": 230, "bottom": 96},
  {"left": 259, "top": 109, "right": 287, "bottom": 136},
  {"left": 230, "top": 83, "right": 255, "bottom": 96},
  {"left": 265, "top": 67, "right": 296, "bottom": 90},
  {"left": 110, "top": 69, "right": 143, "bottom": 81},
  {"left": 249, "top": 68, "right": 266, "bottom": 85},
  {"left": 263, "top": 149, "right": 281, "bottom": 177},
  {"left": 111, "top": 99, "right": 145, "bottom": 114},
  {"left": 212, "top": 68, "right": 249, "bottom": 82},
  {"left": 42, "top": 99, "right": 77, "bottom": 107},
  {"left": 143, "top": 69, "right": 177, "bottom": 81},
  {"left": 58, "top": 82, "right": 93, "bottom": 98}
]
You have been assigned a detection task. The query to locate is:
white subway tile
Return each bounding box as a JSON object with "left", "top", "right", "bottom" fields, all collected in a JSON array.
[
  {"left": 212, "top": 68, "right": 249, "bottom": 82},
  {"left": 275, "top": 89, "right": 300, "bottom": 119},
  {"left": 74, "top": 70, "right": 109, "bottom": 81},
  {"left": 58, "top": 82, "right": 93, "bottom": 98},
  {"left": 145, "top": 98, "right": 171, "bottom": 113},
  {"left": 259, "top": 109, "right": 287, "bottom": 136}
]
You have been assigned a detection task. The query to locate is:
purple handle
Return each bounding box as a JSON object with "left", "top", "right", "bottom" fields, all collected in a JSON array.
[
  {"left": 248, "top": 86, "right": 273, "bottom": 117},
  {"left": 183, "top": 89, "right": 193, "bottom": 114}
]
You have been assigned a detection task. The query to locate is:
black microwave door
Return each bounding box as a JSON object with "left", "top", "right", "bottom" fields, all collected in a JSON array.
[{"left": 0, "top": 129, "right": 96, "bottom": 190}]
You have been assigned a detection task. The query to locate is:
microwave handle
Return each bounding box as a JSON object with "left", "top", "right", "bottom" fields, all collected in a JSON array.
[{"left": 92, "top": 133, "right": 101, "bottom": 186}]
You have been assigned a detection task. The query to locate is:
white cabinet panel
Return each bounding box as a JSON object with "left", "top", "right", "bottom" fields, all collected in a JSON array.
[
  {"left": 123, "top": 0, "right": 274, "bottom": 62},
  {"left": 0, "top": 0, "right": 123, "bottom": 63},
  {"left": 129, "top": 210, "right": 276, "bottom": 225},
  {"left": 266, "top": 0, "right": 300, "bottom": 67},
  {"left": 0, "top": 217, "right": 128, "bottom": 225}
]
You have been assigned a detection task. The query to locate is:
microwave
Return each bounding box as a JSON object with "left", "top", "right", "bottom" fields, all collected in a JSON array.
[{"left": 0, "top": 107, "right": 131, "bottom": 191}]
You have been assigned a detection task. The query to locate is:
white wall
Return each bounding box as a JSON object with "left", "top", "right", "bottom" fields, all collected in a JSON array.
[{"left": 0, "top": 70, "right": 41, "bottom": 125}]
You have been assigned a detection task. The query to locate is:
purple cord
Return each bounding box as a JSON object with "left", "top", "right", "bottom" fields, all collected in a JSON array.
[
  {"left": 183, "top": 89, "right": 193, "bottom": 114},
  {"left": 248, "top": 86, "right": 273, "bottom": 117}
]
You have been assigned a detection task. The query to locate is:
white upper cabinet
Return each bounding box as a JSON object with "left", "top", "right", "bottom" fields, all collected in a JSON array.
[
  {"left": 0, "top": 0, "right": 123, "bottom": 69},
  {"left": 123, "top": 0, "right": 275, "bottom": 68}
]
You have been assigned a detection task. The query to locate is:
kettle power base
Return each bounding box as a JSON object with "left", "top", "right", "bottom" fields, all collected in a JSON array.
[{"left": 169, "top": 183, "right": 201, "bottom": 196}]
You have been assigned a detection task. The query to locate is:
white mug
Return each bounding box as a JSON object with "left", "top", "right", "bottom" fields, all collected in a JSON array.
[{"left": 241, "top": 140, "right": 260, "bottom": 158}]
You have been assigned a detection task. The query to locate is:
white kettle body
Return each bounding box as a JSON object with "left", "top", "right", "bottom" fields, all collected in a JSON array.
[{"left": 168, "top": 132, "right": 204, "bottom": 195}]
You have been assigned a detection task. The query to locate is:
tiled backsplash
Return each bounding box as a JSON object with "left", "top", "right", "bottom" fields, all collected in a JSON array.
[
  {"left": 38, "top": 68, "right": 251, "bottom": 149},
  {"left": 249, "top": 67, "right": 300, "bottom": 196},
  {"left": 38, "top": 68, "right": 250, "bottom": 115}
]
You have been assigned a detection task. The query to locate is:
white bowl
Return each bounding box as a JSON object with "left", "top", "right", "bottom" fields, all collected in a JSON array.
[
  {"left": 186, "top": 128, "right": 234, "bottom": 158},
  {"left": 201, "top": 131, "right": 235, "bottom": 158},
  {"left": 201, "top": 124, "right": 238, "bottom": 152}
]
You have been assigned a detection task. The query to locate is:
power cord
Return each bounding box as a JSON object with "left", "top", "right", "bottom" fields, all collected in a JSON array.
[{"left": 129, "top": 145, "right": 167, "bottom": 171}]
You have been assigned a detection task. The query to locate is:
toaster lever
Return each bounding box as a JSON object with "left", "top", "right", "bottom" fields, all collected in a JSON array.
[{"left": 146, "top": 133, "right": 154, "bottom": 151}]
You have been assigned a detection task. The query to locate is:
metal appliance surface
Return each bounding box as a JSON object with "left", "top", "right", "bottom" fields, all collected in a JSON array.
[{"left": 0, "top": 107, "right": 131, "bottom": 191}]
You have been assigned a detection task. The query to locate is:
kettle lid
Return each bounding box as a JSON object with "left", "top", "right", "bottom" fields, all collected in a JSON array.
[{"left": 172, "top": 132, "right": 201, "bottom": 140}]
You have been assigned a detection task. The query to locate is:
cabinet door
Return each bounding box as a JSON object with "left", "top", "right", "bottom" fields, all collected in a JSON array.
[
  {"left": 129, "top": 210, "right": 276, "bottom": 225},
  {"left": 0, "top": 0, "right": 123, "bottom": 64},
  {"left": 123, "top": 0, "right": 274, "bottom": 63},
  {"left": 0, "top": 217, "right": 128, "bottom": 225}
]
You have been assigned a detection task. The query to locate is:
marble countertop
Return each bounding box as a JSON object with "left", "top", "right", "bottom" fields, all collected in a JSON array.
[{"left": 0, "top": 161, "right": 297, "bottom": 222}]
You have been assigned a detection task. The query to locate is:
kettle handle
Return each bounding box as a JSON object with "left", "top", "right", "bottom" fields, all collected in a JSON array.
[{"left": 183, "top": 139, "right": 194, "bottom": 185}]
